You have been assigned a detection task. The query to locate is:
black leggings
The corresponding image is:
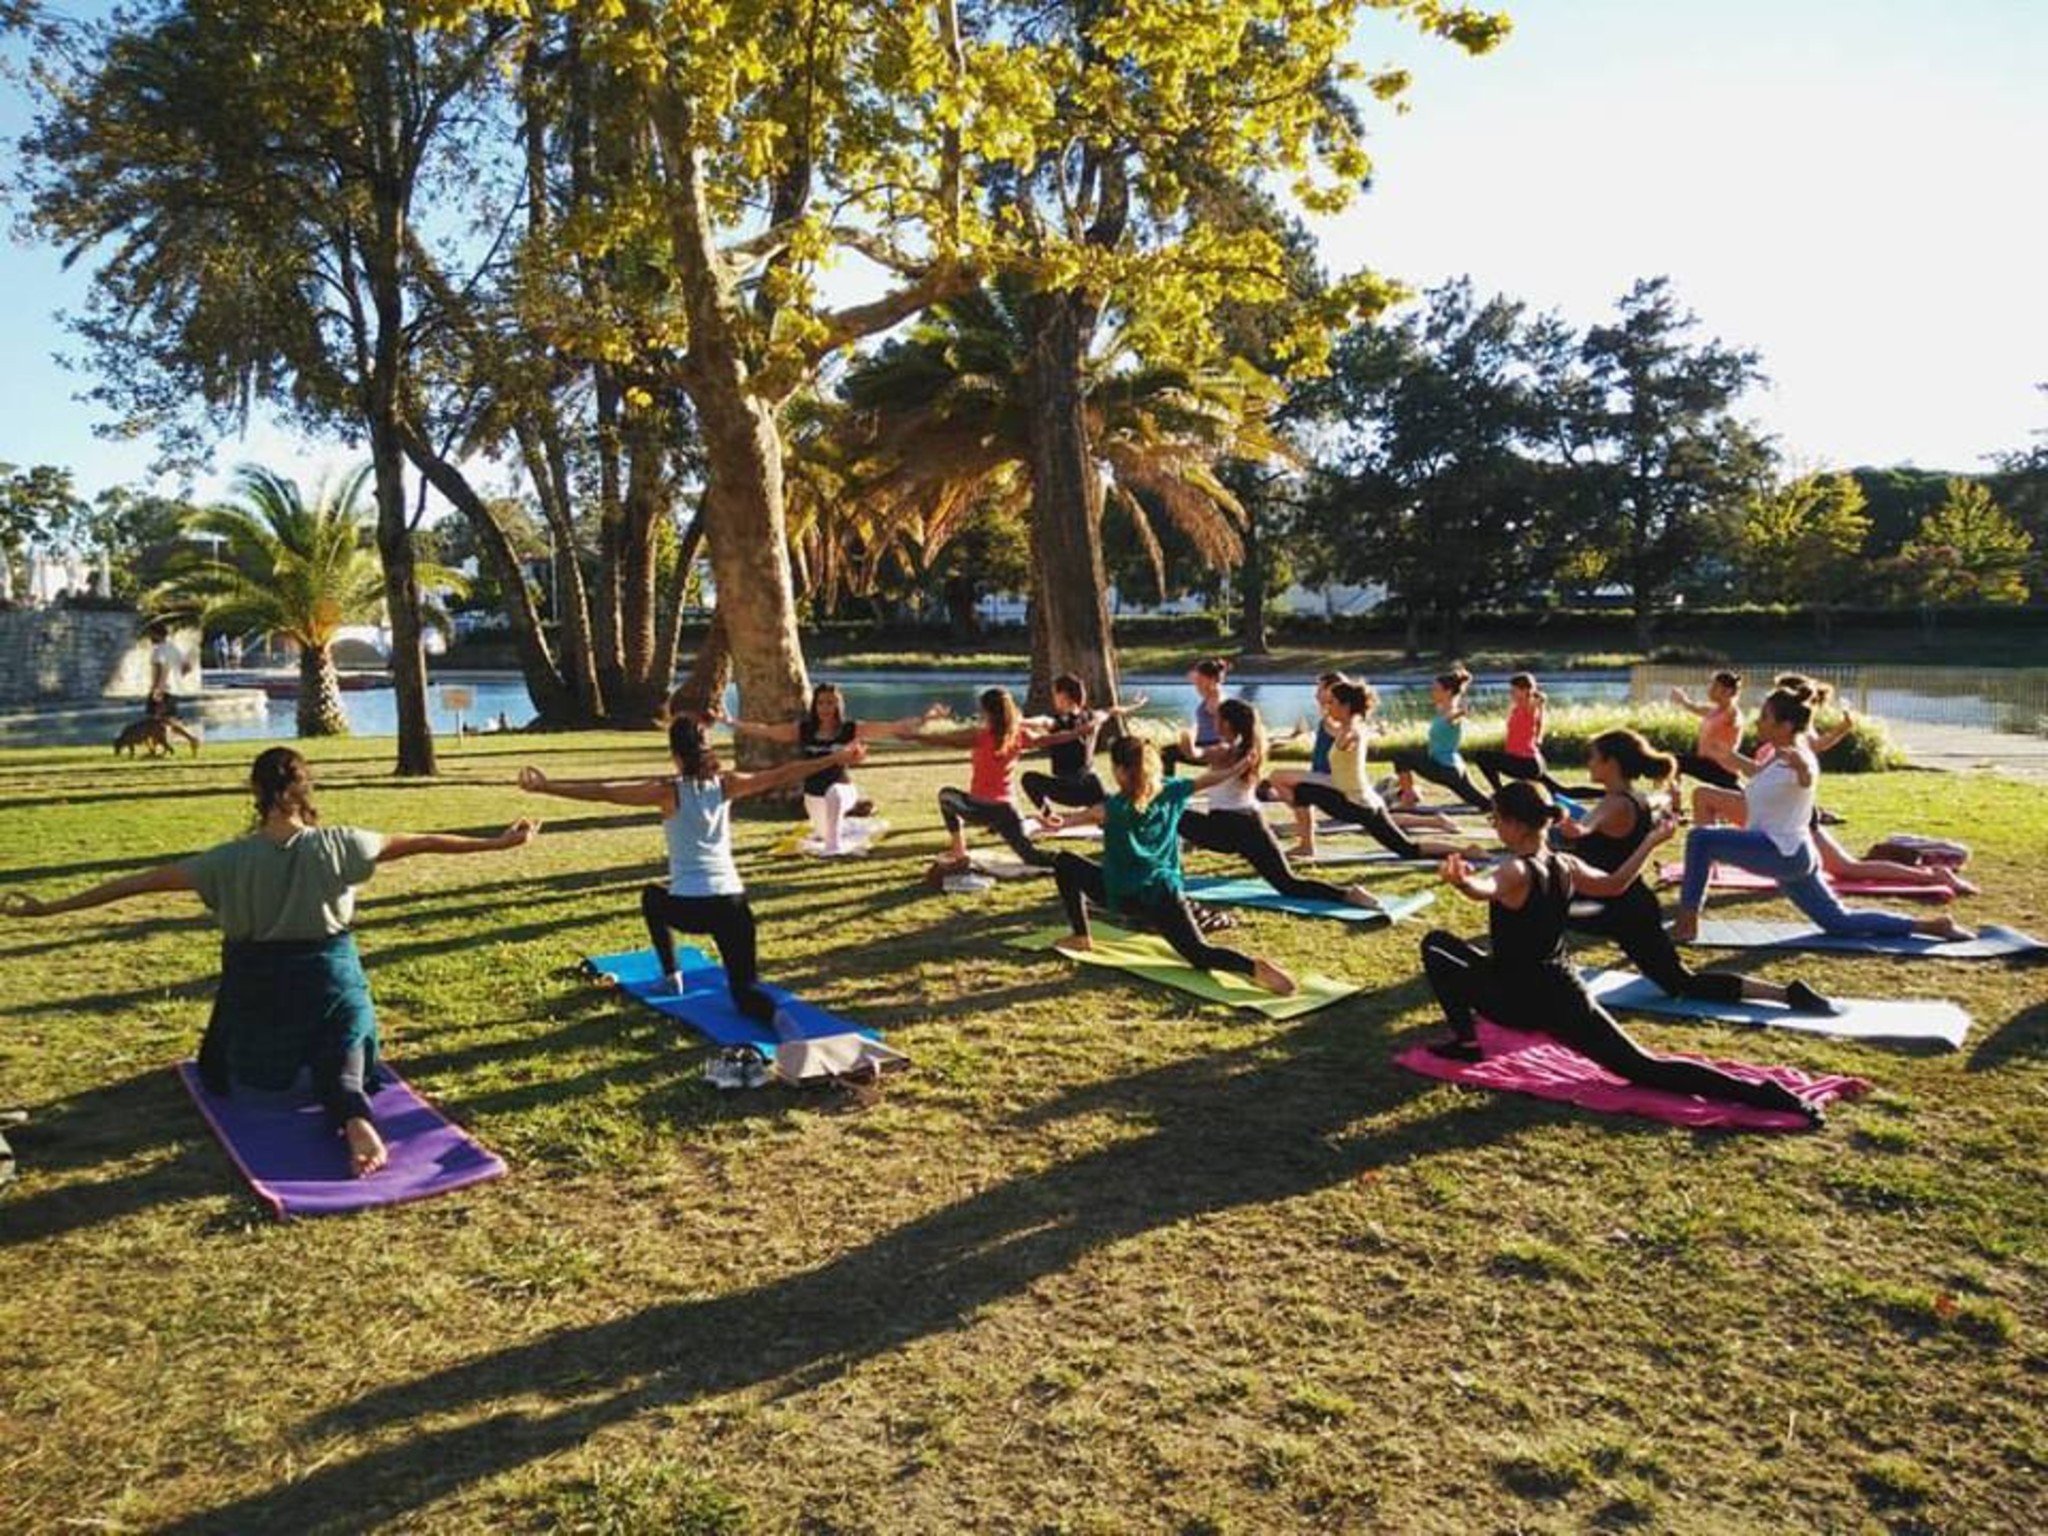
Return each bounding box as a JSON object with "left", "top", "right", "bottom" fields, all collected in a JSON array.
[
  {"left": 1469, "top": 748, "right": 1571, "bottom": 797},
  {"left": 1388, "top": 750, "right": 1494, "bottom": 811},
  {"left": 1566, "top": 880, "right": 1744, "bottom": 1002},
  {"left": 1676, "top": 752, "right": 1740, "bottom": 790},
  {"left": 640, "top": 885, "right": 774, "bottom": 1023},
  {"left": 1021, "top": 770, "right": 1107, "bottom": 814},
  {"left": 1053, "top": 851, "right": 1255, "bottom": 976},
  {"left": 1180, "top": 808, "right": 1352, "bottom": 903},
  {"left": 1418, "top": 929, "right": 1801, "bottom": 1111},
  {"left": 937, "top": 787, "right": 1056, "bottom": 868},
  {"left": 1292, "top": 781, "right": 1427, "bottom": 860},
  {"left": 1161, "top": 742, "right": 1220, "bottom": 777}
]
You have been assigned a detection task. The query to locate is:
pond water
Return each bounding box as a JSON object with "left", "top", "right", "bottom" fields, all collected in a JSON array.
[{"left": 178, "top": 670, "right": 1634, "bottom": 744}]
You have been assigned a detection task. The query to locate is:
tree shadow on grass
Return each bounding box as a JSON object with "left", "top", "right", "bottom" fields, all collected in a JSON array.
[
  {"left": 150, "top": 984, "right": 1724, "bottom": 1535},
  {"left": 1965, "top": 999, "right": 2048, "bottom": 1073}
]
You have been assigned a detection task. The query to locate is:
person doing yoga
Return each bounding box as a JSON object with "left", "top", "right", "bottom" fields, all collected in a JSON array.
[
  {"left": 520, "top": 716, "right": 861, "bottom": 1018},
  {"left": 1469, "top": 672, "right": 1572, "bottom": 797},
  {"left": 1171, "top": 699, "right": 1384, "bottom": 911},
  {"left": 1290, "top": 682, "right": 1470, "bottom": 861},
  {"left": 1020, "top": 673, "right": 1149, "bottom": 816},
  {"left": 1049, "top": 736, "right": 1297, "bottom": 994},
  {"left": 1266, "top": 671, "right": 1349, "bottom": 856},
  {"left": 1161, "top": 657, "right": 1231, "bottom": 776},
  {"left": 1391, "top": 666, "right": 1493, "bottom": 812},
  {"left": 1558, "top": 729, "right": 1839, "bottom": 1014},
  {"left": 729, "top": 683, "right": 942, "bottom": 854},
  {"left": 1419, "top": 782, "right": 1823, "bottom": 1124},
  {"left": 1, "top": 747, "right": 540, "bottom": 1177},
  {"left": 1669, "top": 671, "right": 1744, "bottom": 791},
  {"left": 1669, "top": 683, "right": 1971, "bottom": 944},
  {"left": 1690, "top": 673, "right": 1854, "bottom": 830},
  {"left": 928, "top": 687, "right": 1077, "bottom": 870}
]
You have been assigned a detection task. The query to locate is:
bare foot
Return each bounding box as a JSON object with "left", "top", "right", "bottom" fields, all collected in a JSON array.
[
  {"left": 1252, "top": 957, "right": 1298, "bottom": 995},
  {"left": 1920, "top": 915, "right": 1975, "bottom": 942},
  {"left": 1343, "top": 885, "right": 1381, "bottom": 909},
  {"left": 1939, "top": 868, "right": 1979, "bottom": 896},
  {"left": 345, "top": 1118, "right": 388, "bottom": 1178},
  {"left": 1671, "top": 909, "right": 1701, "bottom": 943},
  {"left": 1060, "top": 933, "right": 1095, "bottom": 954}
]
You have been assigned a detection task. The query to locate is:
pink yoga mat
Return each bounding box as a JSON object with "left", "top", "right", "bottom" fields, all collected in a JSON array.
[
  {"left": 1656, "top": 861, "right": 1953, "bottom": 902},
  {"left": 1395, "top": 1017, "right": 1869, "bottom": 1131}
]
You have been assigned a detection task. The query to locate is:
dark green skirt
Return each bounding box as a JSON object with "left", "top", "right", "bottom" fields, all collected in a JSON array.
[{"left": 197, "top": 934, "right": 382, "bottom": 1097}]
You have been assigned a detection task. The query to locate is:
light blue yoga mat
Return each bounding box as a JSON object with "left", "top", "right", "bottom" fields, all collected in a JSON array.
[
  {"left": 1685, "top": 920, "right": 2045, "bottom": 960},
  {"left": 1181, "top": 879, "right": 1435, "bottom": 925},
  {"left": 1580, "top": 968, "right": 1972, "bottom": 1049},
  {"left": 585, "top": 946, "right": 878, "bottom": 1052}
]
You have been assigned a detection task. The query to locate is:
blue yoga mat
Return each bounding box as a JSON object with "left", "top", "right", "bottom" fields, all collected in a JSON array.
[
  {"left": 585, "top": 946, "right": 878, "bottom": 1051},
  {"left": 1685, "top": 920, "right": 2044, "bottom": 960},
  {"left": 1181, "top": 879, "right": 1435, "bottom": 925},
  {"left": 1579, "top": 969, "right": 1972, "bottom": 1049}
]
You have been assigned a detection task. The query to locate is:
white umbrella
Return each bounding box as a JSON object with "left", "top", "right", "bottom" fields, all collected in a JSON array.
[{"left": 64, "top": 550, "right": 87, "bottom": 597}]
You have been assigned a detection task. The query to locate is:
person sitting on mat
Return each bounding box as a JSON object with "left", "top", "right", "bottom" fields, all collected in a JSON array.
[
  {"left": 1420, "top": 781, "right": 1823, "bottom": 1124},
  {"left": 1668, "top": 670, "right": 1744, "bottom": 792},
  {"left": 1691, "top": 672, "right": 1854, "bottom": 830},
  {"left": 1468, "top": 672, "right": 1573, "bottom": 797},
  {"left": 1047, "top": 736, "right": 1297, "bottom": 995},
  {"left": 1166, "top": 698, "right": 1383, "bottom": 911},
  {"left": 926, "top": 686, "right": 1082, "bottom": 871},
  {"left": 1020, "top": 672, "right": 1149, "bottom": 817},
  {"left": 1, "top": 747, "right": 540, "bottom": 1178},
  {"left": 1669, "top": 682, "right": 1970, "bottom": 945},
  {"left": 728, "top": 682, "right": 943, "bottom": 854},
  {"left": 1558, "top": 728, "right": 1839, "bottom": 1014},
  {"left": 1161, "top": 656, "right": 1232, "bottom": 776},
  {"left": 520, "top": 717, "right": 864, "bottom": 1018},
  {"left": 1390, "top": 665, "right": 1494, "bottom": 812},
  {"left": 1290, "top": 681, "right": 1470, "bottom": 862}
]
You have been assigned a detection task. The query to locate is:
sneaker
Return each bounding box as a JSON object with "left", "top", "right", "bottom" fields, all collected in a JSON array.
[
  {"left": 703, "top": 1054, "right": 742, "bottom": 1089},
  {"left": 735, "top": 1049, "right": 775, "bottom": 1089},
  {"left": 942, "top": 872, "right": 996, "bottom": 894}
]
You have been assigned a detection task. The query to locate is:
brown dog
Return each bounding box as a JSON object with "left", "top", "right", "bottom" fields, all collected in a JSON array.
[{"left": 114, "top": 717, "right": 174, "bottom": 757}]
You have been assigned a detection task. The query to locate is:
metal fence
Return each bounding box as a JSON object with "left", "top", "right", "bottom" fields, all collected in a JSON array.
[{"left": 1630, "top": 664, "right": 2048, "bottom": 737}]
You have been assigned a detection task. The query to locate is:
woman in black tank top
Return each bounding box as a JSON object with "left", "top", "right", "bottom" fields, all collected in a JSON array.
[
  {"left": 1418, "top": 781, "right": 1823, "bottom": 1125},
  {"left": 1559, "top": 730, "right": 1837, "bottom": 1014}
]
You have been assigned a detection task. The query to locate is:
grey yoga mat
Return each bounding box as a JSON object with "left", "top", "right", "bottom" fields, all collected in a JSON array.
[
  {"left": 1684, "top": 919, "right": 2044, "bottom": 960},
  {"left": 1580, "top": 968, "right": 1972, "bottom": 1049}
]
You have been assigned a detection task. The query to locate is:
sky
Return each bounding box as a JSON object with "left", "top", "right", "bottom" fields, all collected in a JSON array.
[{"left": 0, "top": 0, "right": 2043, "bottom": 507}]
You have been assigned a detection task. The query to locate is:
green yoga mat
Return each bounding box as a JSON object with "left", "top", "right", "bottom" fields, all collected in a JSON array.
[{"left": 1008, "top": 923, "right": 1360, "bottom": 1019}]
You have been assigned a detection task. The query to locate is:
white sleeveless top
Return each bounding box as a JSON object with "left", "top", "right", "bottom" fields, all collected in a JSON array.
[
  {"left": 1206, "top": 756, "right": 1259, "bottom": 812},
  {"left": 666, "top": 777, "right": 743, "bottom": 897},
  {"left": 1746, "top": 751, "right": 1815, "bottom": 856}
]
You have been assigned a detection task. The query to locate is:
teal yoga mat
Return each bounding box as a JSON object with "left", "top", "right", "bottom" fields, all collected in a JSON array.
[
  {"left": 1580, "top": 969, "right": 1972, "bottom": 1049},
  {"left": 1685, "top": 920, "right": 2044, "bottom": 960},
  {"left": 1180, "top": 879, "right": 1435, "bottom": 926}
]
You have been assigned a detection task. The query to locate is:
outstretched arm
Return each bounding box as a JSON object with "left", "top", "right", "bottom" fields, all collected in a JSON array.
[
  {"left": 379, "top": 820, "right": 541, "bottom": 863},
  {"left": 517, "top": 766, "right": 673, "bottom": 807},
  {"left": 1438, "top": 851, "right": 1505, "bottom": 905},
  {"left": 1812, "top": 713, "right": 1855, "bottom": 755},
  {"left": 1667, "top": 686, "right": 1713, "bottom": 718},
  {"left": 2, "top": 862, "right": 193, "bottom": 918},
  {"left": 726, "top": 742, "right": 866, "bottom": 802},
  {"left": 1565, "top": 816, "right": 1678, "bottom": 897},
  {"left": 865, "top": 702, "right": 952, "bottom": 741}
]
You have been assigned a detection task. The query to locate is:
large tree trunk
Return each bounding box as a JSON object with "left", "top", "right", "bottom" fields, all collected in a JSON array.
[
  {"left": 1022, "top": 289, "right": 1119, "bottom": 713},
  {"left": 518, "top": 422, "right": 604, "bottom": 718},
  {"left": 611, "top": 408, "right": 671, "bottom": 725},
  {"left": 297, "top": 642, "right": 348, "bottom": 738},
  {"left": 400, "top": 422, "right": 584, "bottom": 727},
  {"left": 671, "top": 607, "right": 731, "bottom": 719},
  {"left": 368, "top": 423, "right": 437, "bottom": 776},
  {"left": 1240, "top": 496, "right": 1271, "bottom": 655},
  {"left": 653, "top": 504, "right": 709, "bottom": 706}
]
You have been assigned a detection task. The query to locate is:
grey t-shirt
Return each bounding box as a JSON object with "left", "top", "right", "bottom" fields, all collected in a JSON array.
[{"left": 180, "top": 826, "right": 385, "bottom": 941}]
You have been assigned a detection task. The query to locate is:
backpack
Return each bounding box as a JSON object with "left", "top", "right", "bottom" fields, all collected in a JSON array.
[{"left": 1863, "top": 833, "right": 1970, "bottom": 869}]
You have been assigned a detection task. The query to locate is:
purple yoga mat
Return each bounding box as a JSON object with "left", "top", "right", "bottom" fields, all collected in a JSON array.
[
  {"left": 1396, "top": 1017, "right": 1869, "bottom": 1132},
  {"left": 175, "top": 1062, "right": 507, "bottom": 1220}
]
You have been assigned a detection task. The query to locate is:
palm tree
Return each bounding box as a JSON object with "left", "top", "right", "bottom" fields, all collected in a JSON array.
[
  {"left": 825, "top": 281, "right": 1291, "bottom": 700},
  {"left": 150, "top": 465, "right": 457, "bottom": 737}
]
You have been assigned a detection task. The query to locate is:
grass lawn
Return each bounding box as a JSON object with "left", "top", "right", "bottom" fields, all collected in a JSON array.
[{"left": 2, "top": 735, "right": 2044, "bottom": 1533}]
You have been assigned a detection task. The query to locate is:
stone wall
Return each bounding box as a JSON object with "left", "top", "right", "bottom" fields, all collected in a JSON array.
[{"left": 0, "top": 611, "right": 200, "bottom": 705}]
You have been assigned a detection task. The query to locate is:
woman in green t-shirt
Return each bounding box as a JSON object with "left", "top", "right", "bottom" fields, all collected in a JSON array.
[
  {"left": 1043, "top": 736, "right": 1296, "bottom": 995},
  {"left": 2, "top": 748, "right": 539, "bottom": 1177}
]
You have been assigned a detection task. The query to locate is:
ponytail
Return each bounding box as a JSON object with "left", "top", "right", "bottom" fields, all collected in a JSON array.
[
  {"left": 668, "top": 715, "right": 721, "bottom": 780},
  {"left": 1217, "top": 697, "right": 1265, "bottom": 777},
  {"left": 1509, "top": 671, "right": 1545, "bottom": 708},
  {"left": 1762, "top": 687, "right": 1818, "bottom": 735},
  {"left": 1590, "top": 728, "right": 1675, "bottom": 786},
  {"left": 1494, "top": 779, "right": 1561, "bottom": 832},
  {"left": 1329, "top": 680, "right": 1377, "bottom": 719},
  {"left": 980, "top": 687, "right": 1021, "bottom": 756},
  {"left": 250, "top": 747, "right": 317, "bottom": 825},
  {"left": 1436, "top": 665, "right": 1472, "bottom": 699},
  {"left": 1110, "top": 735, "right": 1164, "bottom": 812},
  {"left": 1192, "top": 657, "right": 1230, "bottom": 684}
]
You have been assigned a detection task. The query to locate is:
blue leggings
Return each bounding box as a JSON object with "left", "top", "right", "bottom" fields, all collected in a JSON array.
[{"left": 1679, "top": 828, "right": 1918, "bottom": 937}]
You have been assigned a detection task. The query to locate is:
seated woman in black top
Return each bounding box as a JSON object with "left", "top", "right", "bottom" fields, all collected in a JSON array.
[
  {"left": 730, "top": 682, "right": 942, "bottom": 853},
  {"left": 1021, "top": 672, "right": 1149, "bottom": 816},
  {"left": 1557, "top": 729, "right": 1837, "bottom": 1014},
  {"left": 1419, "top": 780, "right": 1821, "bottom": 1125}
]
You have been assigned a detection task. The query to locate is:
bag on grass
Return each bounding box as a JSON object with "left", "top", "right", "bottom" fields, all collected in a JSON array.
[
  {"left": 1864, "top": 833, "right": 1970, "bottom": 869},
  {"left": 774, "top": 1032, "right": 910, "bottom": 1087}
]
